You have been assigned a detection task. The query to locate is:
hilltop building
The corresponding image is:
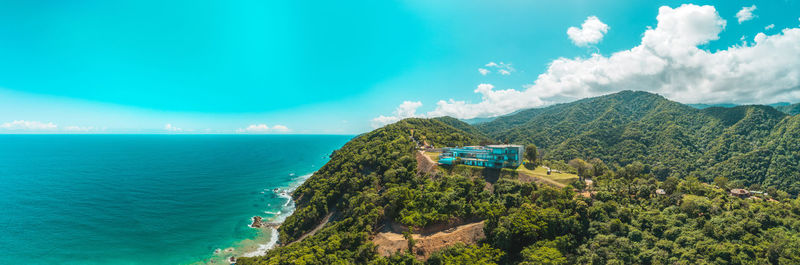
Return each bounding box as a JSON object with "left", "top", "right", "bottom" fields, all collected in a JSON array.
[
  {"left": 438, "top": 145, "right": 524, "bottom": 169},
  {"left": 730, "top": 188, "right": 750, "bottom": 198}
]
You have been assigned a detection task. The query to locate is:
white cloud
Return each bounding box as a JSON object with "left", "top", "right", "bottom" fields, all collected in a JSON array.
[
  {"left": 765, "top": 24, "right": 775, "bottom": 30},
  {"left": 238, "top": 124, "right": 269, "bottom": 133},
  {"left": 64, "top": 125, "right": 98, "bottom": 132},
  {"left": 427, "top": 84, "right": 545, "bottom": 118},
  {"left": 272, "top": 125, "right": 290, "bottom": 132},
  {"left": 567, "top": 16, "right": 610, "bottom": 47},
  {"left": 164, "top": 123, "right": 183, "bottom": 132},
  {"left": 371, "top": 101, "right": 423, "bottom": 128},
  {"left": 736, "top": 5, "right": 756, "bottom": 24},
  {"left": 235, "top": 124, "right": 290, "bottom": 133},
  {"left": 374, "top": 4, "right": 800, "bottom": 120},
  {"left": 481, "top": 61, "right": 515, "bottom": 76},
  {"left": 1, "top": 120, "right": 58, "bottom": 131}
]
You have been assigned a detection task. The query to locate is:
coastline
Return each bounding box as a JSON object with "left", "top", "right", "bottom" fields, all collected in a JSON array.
[{"left": 195, "top": 172, "right": 313, "bottom": 264}]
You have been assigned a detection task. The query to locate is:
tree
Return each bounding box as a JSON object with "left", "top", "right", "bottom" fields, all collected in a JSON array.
[
  {"left": 525, "top": 144, "right": 539, "bottom": 168},
  {"left": 589, "top": 158, "right": 609, "bottom": 177},
  {"left": 427, "top": 244, "right": 504, "bottom": 265},
  {"left": 521, "top": 246, "right": 567, "bottom": 265},
  {"left": 569, "top": 158, "right": 593, "bottom": 181},
  {"left": 681, "top": 195, "right": 712, "bottom": 216},
  {"left": 663, "top": 176, "right": 680, "bottom": 194},
  {"left": 489, "top": 204, "right": 564, "bottom": 253},
  {"left": 714, "top": 176, "right": 729, "bottom": 190},
  {"left": 403, "top": 227, "right": 416, "bottom": 253}
]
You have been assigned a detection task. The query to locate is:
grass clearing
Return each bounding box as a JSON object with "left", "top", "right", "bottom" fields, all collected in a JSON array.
[
  {"left": 424, "top": 151, "right": 441, "bottom": 162},
  {"left": 516, "top": 165, "right": 579, "bottom": 186}
]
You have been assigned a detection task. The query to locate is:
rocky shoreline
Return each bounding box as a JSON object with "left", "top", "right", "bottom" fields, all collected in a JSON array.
[
  {"left": 198, "top": 173, "right": 313, "bottom": 264},
  {"left": 250, "top": 216, "right": 281, "bottom": 229}
]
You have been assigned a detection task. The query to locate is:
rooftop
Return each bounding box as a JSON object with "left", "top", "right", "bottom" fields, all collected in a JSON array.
[{"left": 486, "top": 144, "right": 524, "bottom": 148}]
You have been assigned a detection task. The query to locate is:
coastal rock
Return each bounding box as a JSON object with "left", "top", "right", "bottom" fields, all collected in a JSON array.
[{"left": 250, "top": 216, "right": 263, "bottom": 228}]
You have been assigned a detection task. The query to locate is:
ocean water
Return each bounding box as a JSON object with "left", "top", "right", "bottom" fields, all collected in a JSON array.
[{"left": 0, "top": 135, "right": 351, "bottom": 265}]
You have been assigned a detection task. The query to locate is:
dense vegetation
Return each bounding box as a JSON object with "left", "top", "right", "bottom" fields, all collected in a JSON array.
[
  {"left": 239, "top": 91, "right": 800, "bottom": 264},
  {"left": 477, "top": 91, "right": 800, "bottom": 194},
  {"left": 775, "top": 103, "right": 800, "bottom": 116},
  {"left": 238, "top": 118, "right": 486, "bottom": 264}
]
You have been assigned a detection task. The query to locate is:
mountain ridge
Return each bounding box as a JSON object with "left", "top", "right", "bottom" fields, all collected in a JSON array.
[
  {"left": 475, "top": 90, "right": 800, "bottom": 192},
  {"left": 238, "top": 90, "right": 800, "bottom": 265}
]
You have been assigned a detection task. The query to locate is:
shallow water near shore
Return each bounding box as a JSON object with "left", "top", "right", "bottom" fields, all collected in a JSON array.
[{"left": 0, "top": 134, "right": 351, "bottom": 265}]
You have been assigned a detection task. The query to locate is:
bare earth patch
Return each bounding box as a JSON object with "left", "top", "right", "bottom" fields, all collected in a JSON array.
[
  {"left": 416, "top": 150, "right": 439, "bottom": 175},
  {"left": 372, "top": 221, "right": 486, "bottom": 259}
]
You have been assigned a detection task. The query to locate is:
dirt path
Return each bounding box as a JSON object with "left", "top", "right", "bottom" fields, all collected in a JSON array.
[
  {"left": 373, "top": 221, "right": 485, "bottom": 259},
  {"left": 416, "top": 150, "right": 438, "bottom": 175},
  {"left": 290, "top": 211, "right": 334, "bottom": 244}
]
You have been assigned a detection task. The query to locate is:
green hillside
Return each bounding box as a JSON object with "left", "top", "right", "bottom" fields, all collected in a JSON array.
[
  {"left": 238, "top": 91, "right": 800, "bottom": 265},
  {"left": 478, "top": 91, "right": 800, "bottom": 193}
]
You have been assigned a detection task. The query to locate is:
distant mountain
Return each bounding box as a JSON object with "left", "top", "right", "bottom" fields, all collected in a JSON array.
[
  {"left": 775, "top": 103, "right": 800, "bottom": 115},
  {"left": 769, "top": 102, "right": 792, "bottom": 107},
  {"left": 688, "top": 102, "right": 799, "bottom": 115},
  {"left": 477, "top": 91, "right": 800, "bottom": 193},
  {"left": 688, "top": 103, "right": 739, "bottom": 109},
  {"left": 433, "top": 116, "right": 489, "bottom": 140},
  {"left": 459, "top": 116, "right": 497, "bottom": 125}
]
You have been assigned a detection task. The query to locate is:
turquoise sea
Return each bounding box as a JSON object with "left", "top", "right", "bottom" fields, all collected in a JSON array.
[{"left": 0, "top": 135, "right": 351, "bottom": 265}]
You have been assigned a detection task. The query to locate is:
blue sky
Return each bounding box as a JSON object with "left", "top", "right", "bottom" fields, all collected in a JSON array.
[{"left": 1, "top": 0, "right": 799, "bottom": 134}]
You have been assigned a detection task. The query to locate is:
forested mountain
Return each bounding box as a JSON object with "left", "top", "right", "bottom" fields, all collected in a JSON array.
[
  {"left": 477, "top": 91, "right": 800, "bottom": 194},
  {"left": 688, "top": 103, "right": 740, "bottom": 109},
  {"left": 239, "top": 91, "right": 800, "bottom": 265},
  {"left": 239, "top": 118, "right": 490, "bottom": 264},
  {"left": 432, "top": 116, "right": 489, "bottom": 141},
  {"left": 686, "top": 102, "right": 799, "bottom": 115},
  {"left": 776, "top": 103, "right": 800, "bottom": 115}
]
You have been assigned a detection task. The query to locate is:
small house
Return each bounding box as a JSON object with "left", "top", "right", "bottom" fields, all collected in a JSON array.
[{"left": 730, "top": 188, "right": 750, "bottom": 198}]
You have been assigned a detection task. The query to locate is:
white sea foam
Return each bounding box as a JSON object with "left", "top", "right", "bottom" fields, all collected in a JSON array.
[
  {"left": 237, "top": 172, "right": 314, "bottom": 258},
  {"left": 242, "top": 227, "right": 279, "bottom": 258}
]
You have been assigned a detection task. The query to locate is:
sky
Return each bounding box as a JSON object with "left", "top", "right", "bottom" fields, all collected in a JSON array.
[{"left": 1, "top": 0, "right": 799, "bottom": 134}]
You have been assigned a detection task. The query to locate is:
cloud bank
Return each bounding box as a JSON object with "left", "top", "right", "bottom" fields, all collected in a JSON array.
[
  {"left": 164, "top": 123, "right": 182, "bottom": 132},
  {"left": 371, "top": 101, "right": 423, "bottom": 127},
  {"left": 236, "top": 124, "right": 290, "bottom": 134},
  {"left": 64, "top": 125, "right": 100, "bottom": 132},
  {"left": 0, "top": 120, "right": 58, "bottom": 131},
  {"left": 373, "top": 4, "right": 800, "bottom": 126},
  {"left": 567, "top": 16, "right": 610, "bottom": 47}
]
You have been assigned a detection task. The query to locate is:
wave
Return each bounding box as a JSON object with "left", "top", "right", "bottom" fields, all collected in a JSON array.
[
  {"left": 235, "top": 172, "right": 315, "bottom": 258},
  {"left": 241, "top": 227, "right": 279, "bottom": 258}
]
